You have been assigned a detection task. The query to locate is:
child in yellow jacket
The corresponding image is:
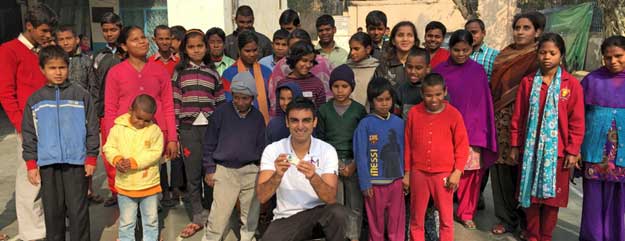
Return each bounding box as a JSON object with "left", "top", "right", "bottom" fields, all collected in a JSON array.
[{"left": 103, "top": 94, "right": 164, "bottom": 241}]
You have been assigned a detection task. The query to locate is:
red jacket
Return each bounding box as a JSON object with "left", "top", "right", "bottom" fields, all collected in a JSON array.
[
  {"left": 0, "top": 38, "right": 46, "bottom": 133},
  {"left": 510, "top": 69, "right": 585, "bottom": 157}
]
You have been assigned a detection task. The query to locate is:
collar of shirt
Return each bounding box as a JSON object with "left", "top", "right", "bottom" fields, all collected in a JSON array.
[
  {"left": 232, "top": 102, "right": 252, "bottom": 118},
  {"left": 189, "top": 61, "right": 206, "bottom": 69},
  {"left": 373, "top": 112, "right": 391, "bottom": 120},
  {"left": 153, "top": 51, "right": 178, "bottom": 63},
  {"left": 315, "top": 41, "right": 340, "bottom": 53},
  {"left": 106, "top": 44, "right": 117, "bottom": 54},
  {"left": 69, "top": 48, "right": 83, "bottom": 57},
  {"left": 18, "top": 33, "right": 36, "bottom": 51}
]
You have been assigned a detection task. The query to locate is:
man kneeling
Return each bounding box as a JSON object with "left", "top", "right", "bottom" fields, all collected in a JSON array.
[{"left": 257, "top": 97, "right": 347, "bottom": 241}]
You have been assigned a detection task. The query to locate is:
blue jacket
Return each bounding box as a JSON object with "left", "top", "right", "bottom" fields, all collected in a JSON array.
[
  {"left": 581, "top": 105, "right": 625, "bottom": 167},
  {"left": 21, "top": 81, "right": 100, "bottom": 167},
  {"left": 353, "top": 113, "right": 405, "bottom": 191}
]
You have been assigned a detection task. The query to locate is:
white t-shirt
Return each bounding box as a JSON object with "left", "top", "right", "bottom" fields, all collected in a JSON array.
[{"left": 260, "top": 136, "right": 339, "bottom": 220}]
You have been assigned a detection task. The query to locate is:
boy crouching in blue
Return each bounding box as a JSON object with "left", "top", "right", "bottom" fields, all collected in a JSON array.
[{"left": 22, "top": 45, "right": 100, "bottom": 241}]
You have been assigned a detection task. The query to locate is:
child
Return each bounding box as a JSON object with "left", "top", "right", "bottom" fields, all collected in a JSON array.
[
  {"left": 404, "top": 73, "right": 469, "bottom": 241},
  {"left": 424, "top": 21, "right": 449, "bottom": 68},
  {"left": 579, "top": 35, "right": 625, "bottom": 241},
  {"left": 148, "top": 25, "right": 179, "bottom": 76},
  {"left": 353, "top": 77, "right": 405, "bottom": 241},
  {"left": 22, "top": 45, "right": 98, "bottom": 241},
  {"left": 206, "top": 27, "right": 235, "bottom": 75},
  {"left": 315, "top": 14, "right": 349, "bottom": 67},
  {"left": 266, "top": 82, "right": 303, "bottom": 144},
  {"left": 172, "top": 29, "right": 226, "bottom": 238},
  {"left": 103, "top": 94, "right": 164, "bottom": 241},
  {"left": 55, "top": 24, "right": 104, "bottom": 204},
  {"left": 396, "top": 47, "right": 430, "bottom": 118},
  {"left": 278, "top": 41, "right": 327, "bottom": 108},
  {"left": 365, "top": 10, "right": 388, "bottom": 59},
  {"left": 202, "top": 72, "right": 266, "bottom": 241},
  {"left": 346, "top": 32, "right": 379, "bottom": 106},
  {"left": 510, "top": 33, "right": 584, "bottom": 241},
  {"left": 259, "top": 29, "right": 289, "bottom": 70},
  {"left": 318, "top": 64, "right": 367, "bottom": 241},
  {"left": 278, "top": 9, "right": 300, "bottom": 32},
  {"left": 374, "top": 21, "right": 419, "bottom": 87}
]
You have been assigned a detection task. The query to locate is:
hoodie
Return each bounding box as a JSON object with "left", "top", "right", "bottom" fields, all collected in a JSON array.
[
  {"left": 265, "top": 82, "right": 303, "bottom": 145},
  {"left": 103, "top": 113, "right": 164, "bottom": 197},
  {"left": 346, "top": 57, "right": 379, "bottom": 106}
]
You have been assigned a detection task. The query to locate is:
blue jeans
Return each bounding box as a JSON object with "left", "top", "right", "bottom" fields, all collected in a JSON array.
[{"left": 118, "top": 194, "right": 159, "bottom": 241}]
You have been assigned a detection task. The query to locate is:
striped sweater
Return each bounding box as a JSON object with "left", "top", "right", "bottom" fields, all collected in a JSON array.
[{"left": 172, "top": 63, "right": 226, "bottom": 125}]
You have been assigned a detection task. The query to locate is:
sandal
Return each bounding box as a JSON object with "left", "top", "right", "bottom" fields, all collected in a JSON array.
[
  {"left": 179, "top": 223, "right": 203, "bottom": 238},
  {"left": 492, "top": 223, "right": 509, "bottom": 234},
  {"left": 103, "top": 196, "right": 118, "bottom": 207},
  {"left": 0, "top": 233, "right": 9, "bottom": 241},
  {"left": 460, "top": 219, "right": 477, "bottom": 229},
  {"left": 88, "top": 193, "right": 105, "bottom": 204}
]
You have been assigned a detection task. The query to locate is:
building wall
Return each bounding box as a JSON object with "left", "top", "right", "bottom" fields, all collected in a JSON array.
[
  {"left": 89, "top": 0, "right": 119, "bottom": 51},
  {"left": 167, "top": 0, "right": 228, "bottom": 32}
]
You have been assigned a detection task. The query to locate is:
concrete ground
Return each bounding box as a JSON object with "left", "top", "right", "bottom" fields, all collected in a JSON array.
[{"left": 0, "top": 109, "right": 582, "bottom": 241}]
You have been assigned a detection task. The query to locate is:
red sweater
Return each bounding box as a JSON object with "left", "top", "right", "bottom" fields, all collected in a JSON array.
[
  {"left": 0, "top": 38, "right": 46, "bottom": 133},
  {"left": 148, "top": 53, "right": 179, "bottom": 77},
  {"left": 404, "top": 102, "right": 469, "bottom": 173},
  {"left": 510, "top": 70, "right": 585, "bottom": 157}
]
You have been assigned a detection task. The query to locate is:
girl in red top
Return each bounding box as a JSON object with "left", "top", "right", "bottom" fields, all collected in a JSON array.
[
  {"left": 103, "top": 26, "right": 179, "bottom": 206},
  {"left": 509, "top": 33, "right": 584, "bottom": 241},
  {"left": 404, "top": 73, "right": 469, "bottom": 241}
]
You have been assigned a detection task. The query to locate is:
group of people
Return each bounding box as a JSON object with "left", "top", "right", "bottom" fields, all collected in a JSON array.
[{"left": 0, "top": 2, "right": 624, "bottom": 241}]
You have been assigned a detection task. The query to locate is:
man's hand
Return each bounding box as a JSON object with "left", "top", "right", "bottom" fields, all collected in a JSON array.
[
  {"left": 506, "top": 147, "right": 520, "bottom": 166},
  {"left": 297, "top": 161, "right": 316, "bottom": 180},
  {"left": 164, "top": 141, "right": 179, "bottom": 159},
  {"left": 402, "top": 172, "right": 410, "bottom": 192},
  {"left": 274, "top": 154, "right": 291, "bottom": 177},
  {"left": 446, "top": 169, "right": 462, "bottom": 191},
  {"left": 340, "top": 162, "right": 356, "bottom": 177},
  {"left": 84, "top": 164, "right": 96, "bottom": 177},
  {"left": 27, "top": 169, "right": 40, "bottom": 186},
  {"left": 564, "top": 154, "right": 581, "bottom": 169},
  {"left": 362, "top": 188, "right": 374, "bottom": 198},
  {"left": 204, "top": 173, "right": 215, "bottom": 187}
]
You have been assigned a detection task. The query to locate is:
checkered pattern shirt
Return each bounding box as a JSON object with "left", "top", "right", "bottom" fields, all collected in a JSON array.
[{"left": 470, "top": 44, "right": 499, "bottom": 82}]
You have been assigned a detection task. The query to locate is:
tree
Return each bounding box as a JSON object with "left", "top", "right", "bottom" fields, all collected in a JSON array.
[
  {"left": 452, "top": 0, "right": 479, "bottom": 19},
  {"left": 598, "top": 0, "right": 625, "bottom": 37}
]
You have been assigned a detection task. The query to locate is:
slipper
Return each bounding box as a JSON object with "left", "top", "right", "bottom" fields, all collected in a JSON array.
[
  {"left": 456, "top": 218, "right": 476, "bottom": 229},
  {"left": 0, "top": 233, "right": 9, "bottom": 241},
  {"left": 491, "top": 223, "right": 509, "bottom": 234},
  {"left": 88, "top": 193, "right": 105, "bottom": 204},
  {"left": 179, "top": 223, "right": 203, "bottom": 238},
  {"left": 103, "top": 196, "right": 118, "bottom": 207}
]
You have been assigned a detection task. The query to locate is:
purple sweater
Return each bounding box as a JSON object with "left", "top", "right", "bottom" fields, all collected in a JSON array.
[{"left": 203, "top": 102, "right": 266, "bottom": 174}]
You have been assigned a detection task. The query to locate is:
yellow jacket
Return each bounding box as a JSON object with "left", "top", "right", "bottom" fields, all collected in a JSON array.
[{"left": 103, "top": 113, "right": 164, "bottom": 196}]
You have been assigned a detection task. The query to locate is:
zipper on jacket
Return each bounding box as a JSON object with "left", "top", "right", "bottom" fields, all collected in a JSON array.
[{"left": 56, "top": 87, "right": 65, "bottom": 162}]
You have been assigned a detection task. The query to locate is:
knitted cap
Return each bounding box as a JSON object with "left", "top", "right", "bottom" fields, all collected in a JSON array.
[
  {"left": 329, "top": 64, "right": 355, "bottom": 90},
  {"left": 231, "top": 72, "right": 257, "bottom": 97}
]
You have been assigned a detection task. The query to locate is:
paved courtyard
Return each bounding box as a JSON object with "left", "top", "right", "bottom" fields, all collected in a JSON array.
[{"left": 0, "top": 109, "right": 582, "bottom": 241}]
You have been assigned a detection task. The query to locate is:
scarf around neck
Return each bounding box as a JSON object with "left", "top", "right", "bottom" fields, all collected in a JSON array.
[
  {"left": 237, "top": 59, "right": 269, "bottom": 124},
  {"left": 518, "top": 67, "right": 562, "bottom": 208}
]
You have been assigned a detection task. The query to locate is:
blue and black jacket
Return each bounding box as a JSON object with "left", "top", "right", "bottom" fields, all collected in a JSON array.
[{"left": 21, "top": 81, "right": 100, "bottom": 168}]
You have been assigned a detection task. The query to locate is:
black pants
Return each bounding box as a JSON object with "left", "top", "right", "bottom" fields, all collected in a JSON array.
[
  {"left": 160, "top": 156, "right": 186, "bottom": 191},
  {"left": 40, "top": 164, "right": 90, "bottom": 241},
  {"left": 180, "top": 124, "right": 213, "bottom": 224},
  {"left": 491, "top": 164, "right": 526, "bottom": 230},
  {"left": 262, "top": 204, "right": 347, "bottom": 241}
]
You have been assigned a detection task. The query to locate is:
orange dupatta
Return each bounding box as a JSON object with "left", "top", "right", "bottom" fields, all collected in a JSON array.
[{"left": 236, "top": 59, "right": 269, "bottom": 124}]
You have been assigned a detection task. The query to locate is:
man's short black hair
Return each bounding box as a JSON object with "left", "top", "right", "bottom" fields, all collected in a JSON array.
[
  {"left": 365, "top": 10, "right": 387, "bottom": 27},
  {"left": 273, "top": 29, "right": 290, "bottom": 42},
  {"left": 153, "top": 25, "right": 170, "bottom": 37},
  {"left": 25, "top": 3, "right": 58, "bottom": 28},
  {"left": 421, "top": 73, "right": 446, "bottom": 91},
  {"left": 279, "top": 9, "right": 300, "bottom": 26},
  {"left": 465, "top": 18, "right": 485, "bottom": 31},
  {"left": 206, "top": 27, "right": 226, "bottom": 42},
  {"left": 238, "top": 30, "right": 259, "bottom": 50},
  {"left": 39, "top": 45, "right": 69, "bottom": 68},
  {"left": 55, "top": 24, "right": 77, "bottom": 38},
  {"left": 286, "top": 96, "right": 317, "bottom": 118},
  {"left": 425, "top": 21, "right": 447, "bottom": 36},
  {"left": 131, "top": 94, "right": 157, "bottom": 114},
  {"left": 170, "top": 25, "right": 186, "bottom": 41},
  {"left": 100, "top": 12, "right": 122, "bottom": 28},
  {"left": 236, "top": 5, "right": 254, "bottom": 17},
  {"left": 316, "top": 14, "right": 335, "bottom": 28}
]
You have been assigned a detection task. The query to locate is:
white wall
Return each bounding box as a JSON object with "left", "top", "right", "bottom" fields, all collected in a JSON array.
[
  {"left": 167, "top": 0, "right": 228, "bottom": 31},
  {"left": 236, "top": 0, "right": 288, "bottom": 37},
  {"left": 89, "top": 0, "right": 119, "bottom": 44}
]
